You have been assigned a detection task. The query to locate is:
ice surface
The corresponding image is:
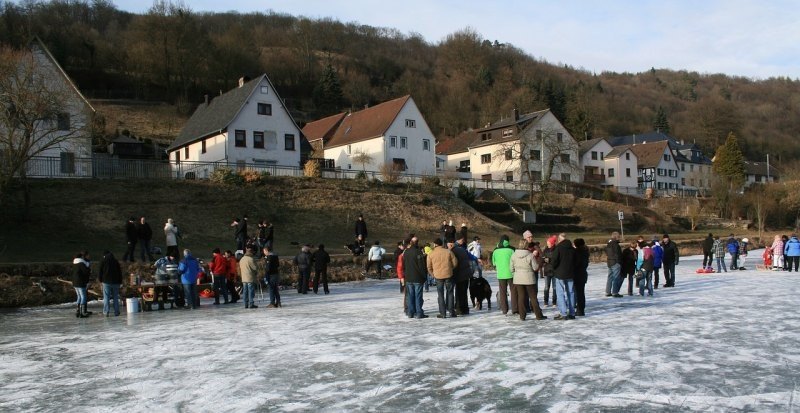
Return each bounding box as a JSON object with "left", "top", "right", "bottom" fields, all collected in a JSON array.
[{"left": 2, "top": 250, "right": 800, "bottom": 412}]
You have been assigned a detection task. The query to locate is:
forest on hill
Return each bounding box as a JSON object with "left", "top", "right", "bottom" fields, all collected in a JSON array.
[{"left": 1, "top": 1, "right": 799, "bottom": 163}]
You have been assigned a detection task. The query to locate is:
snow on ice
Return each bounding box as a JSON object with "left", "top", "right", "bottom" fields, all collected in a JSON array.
[{"left": 1, "top": 250, "right": 799, "bottom": 412}]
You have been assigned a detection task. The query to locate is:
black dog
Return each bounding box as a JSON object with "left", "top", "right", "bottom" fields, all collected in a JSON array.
[{"left": 469, "top": 275, "right": 492, "bottom": 310}]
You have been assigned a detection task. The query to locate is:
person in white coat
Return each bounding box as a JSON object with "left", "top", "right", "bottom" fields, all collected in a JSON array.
[{"left": 164, "top": 218, "right": 179, "bottom": 258}]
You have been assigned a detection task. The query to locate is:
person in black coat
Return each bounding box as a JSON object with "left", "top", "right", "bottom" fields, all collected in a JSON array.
[
  {"left": 311, "top": 244, "right": 332, "bottom": 294},
  {"left": 137, "top": 216, "right": 154, "bottom": 262},
  {"left": 444, "top": 220, "right": 457, "bottom": 243},
  {"left": 99, "top": 250, "right": 123, "bottom": 316},
  {"left": 72, "top": 251, "right": 92, "bottom": 318},
  {"left": 701, "top": 233, "right": 714, "bottom": 269},
  {"left": 573, "top": 238, "right": 590, "bottom": 317},
  {"left": 619, "top": 241, "right": 638, "bottom": 296},
  {"left": 122, "top": 217, "right": 137, "bottom": 262},
  {"left": 354, "top": 214, "right": 368, "bottom": 239},
  {"left": 450, "top": 239, "right": 475, "bottom": 316},
  {"left": 402, "top": 237, "right": 429, "bottom": 318},
  {"left": 661, "top": 234, "right": 679, "bottom": 287},
  {"left": 550, "top": 233, "right": 576, "bottom": 319}
]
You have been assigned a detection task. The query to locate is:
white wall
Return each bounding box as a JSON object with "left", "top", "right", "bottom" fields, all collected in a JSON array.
[
  {"left": 604, "top": 150, "right": 638, "bottom": 189},
  {"left": 325, "top": 136, "right": 385, "bottom": 172},
  {"left": 382, "top": 97, "right": 436, "bottom": 175}
]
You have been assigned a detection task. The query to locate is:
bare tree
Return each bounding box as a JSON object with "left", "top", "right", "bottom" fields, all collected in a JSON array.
[
  {"left": 0, "top": 46, "right": 92, "bottom": 208},
  {"left": 351, "top": 149, "right": 373, "bottom": 171}
]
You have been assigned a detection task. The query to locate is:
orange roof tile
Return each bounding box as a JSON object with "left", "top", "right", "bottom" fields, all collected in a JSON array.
[
  {"left": 301, "top": 112, "right": 346, "bottom": 143},
  {"left": 324, "top": 96, "right": 411, "bottom": 149}
]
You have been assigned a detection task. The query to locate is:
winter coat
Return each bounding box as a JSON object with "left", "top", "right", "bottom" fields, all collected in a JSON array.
[
  {"left": 178, "top": 255, "right": 200, "bottom": 284},
  {"left": 426, "top": 245, "right": 457, "bottom": 280},
  {"left": 263, "top": 253, "right": 280, "bottom": 276},
  {"left": 354, "top": 220, "right": 368, "bottom": 238},
  {"left": 312, "top": 249, "right": 331, "bottom": 270},
  {"left": 772, "top": 239, "right": 785, "bottom": 256},
  {"left": 640, "top": 247, "right": 654, "bottom": 272},
  {"left": 72, "top": 258, "right": 91, "bottom": 288},
  {"left": 621, "top": 247, "right": 638, "bottom": 274},
  {"left": 257, "top": 225, "right": 267, "bottom": 241},
  {"left": 652, "top": 243, "right": 664, "bottom": 268},
  {"left": 574, "top": 246, "right": 590, "bottom": 284},
  {"left": 491, "top": 240, "right": 515, "bottom": 280},
  {"left": 443, "top": 225, "right": 457, "bottom": 243},
  {"left": 368, "top": 245, "right": 386, "bottom": 262},
  {"left": 265, "top": 224, "right": 274, "bottom": 244},
  {"left": 713, "top": 239, "right": 726, "bottom": 257},
  {"left": 702, "top": 235, "right": 714, "bottom": 254},
  {"left": 138, "top": 222, "right": 152, "bottom": 241},
  {"left": 542, "top": 246, "right": 555, "bottom": 277},
  {"left": 551, "top": 239, "right": 575, "bottom": 280},
  {"left": 738, "top": 241, "right": 748, "bottom": 256},
  {"left": 208, "top": 253, "right": 227, "bottom": 275},
  {"left": 396, "top": 251, "right": 405, "bottom": 281},
  {"left": 234, "top": 220, "right": 248, "bottom": 240},
  {"left": 164, "top": 223, "right": 178, "bottom": 247},
  {"left": 605, "top": 239, "right": 622, "bottom": 267},
  {"left": 467, "top": 240, "right": 483, "bottom": 260},
  {"left": 727, "top": 237, "right": 740, "bottom": 255},
  {"left": 238, "top": 253, "right": 258, "bottom": 283},
  {"left": 98, "top": 253, "right": 122, "bottom": 284},
  {"left": 225, "top": 256, "right": 238, "bottom": 281},
  {"left": 293, "top": 250, "right": 312, "bottom": 270},
  {"left": 451, "top": 244, "right": 474, "bottom": 282},
  {"left": 510, "top": 249, "right": 537, "bottom": 286},
  {"left": 459, "top": 226, "right": 468, "bottom": 242},
  {"left": 125, "top": 221, "right": 138, "bottom": 243},
  {"left": 785, "top": 237, "right": 800, "bottom": 257},
  {"left": 402, "top": 245, "right": 428, "bottom": 284},
  {"left": 662, "top": 240, "right": 679, "bottom": 265}
]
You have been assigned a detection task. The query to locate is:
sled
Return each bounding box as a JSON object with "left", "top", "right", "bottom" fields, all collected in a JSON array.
[
  {"left": 695, "top": 268, "right": 715, "bottom": 274},
  {"left": 199, "top": 288, "right": 215, "bottom": 298}
]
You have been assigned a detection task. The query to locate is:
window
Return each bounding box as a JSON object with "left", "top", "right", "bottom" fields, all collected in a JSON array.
[
  {"left": 235, "top": 130, "right": 246, "bottom": 147},
  {"left": 184, "top": 147, "right": 189, "bottom": 159},
  {"left": 502, "top": 128, "right": 513, "bottom": 137},
  {"left": 530, "top": 150, "right": 541, "bottom": 161},
  {"left": 664, "top": 154, "right": 671, "bottom": 161},
  {"left": 60, "top": 152, "right": 75, "bottom": 174},
  {"left": 690, "top": 178, "right": 695, "bottom": 186},
  {"left": 264, "top": 131, "right": 277, "bottom": 150},
  {"left": 608, "top": 168, "right": 615, "bottom": 177},
  {"left": 423, "top": 139, "right": 430, "bottom": 151},
  {"left": 390, "top": 136, "right": 397, "bottom": 147},
  {"left": 600, "top": 152, "right": 604, "bottom": 160},
  {"left": 347, "top": 144, "right": 352, "bottom": 154},
  {"left": 174, "top": 151, "right": 180, "bottom": 164},
  {"left": 690, "top": 164, "right": 695, "bottom": 172},
  {"left": 400, "top": 137, "right": 407, "bottom": 149},
  {"left": 481, "top": 174, "right": 492, "bottom": 182},
  {"left": 561, "top": 173, "right": 571, "bottom": 182},
  {"left": 591, "top": 151, "right": 598, "bottom": 160},
  {"left": 201, "top": 140, "right": 207, "bottom": 154},
  {"left": 681, "top": 178, "right": 686, "bottom": 186},
  {"left": 284, "top": 134, "right": 295, "bottom": 151},
  {"left": 405, "top": 119, "right": 416, "bottom": 128},
  {"left": 260, "top": 86, "right": 269, "bottom": 94},
  {"left": 392, "top": 158, "right": 407, "bottom": 171},
  {"left": 657, "top": 182, "right": 665, "bottom": 190},
  {"left": 506, "top": 171, "right": 514, "bottom": 182},
  {"left": 253, "top": 132, "right": 264, "bottom": 149},
  {"left": 657, "top": 168, "right": 664, "bottom": 176},
  {"left": 505, "top": 149, "right": 513, "bottom": 160},
  {"left": 625, "top": 152, "right": 630, "bottom": 160},
  {"left": 560, "top": 154, "right": 570, "bottom": 163},
  {"left": 681, "top": 163, "right": 685, "bottom": 171},
  {"left": 458, "top": 160, "right": 471, "bottom": 172},
  {"left": 626, "top": 168, "right": 631, "bottom": 177},
  {"left": 57, "top": 113, "right": 70, "bottom": 130},
  {"left": 557, "top": 132, "right": 563, "bottom": 142},
  {"left": 669, "top": 170, "right": 677, "bottom": 177},
  {"left": 481, "top": 154, "right": 491, "bottom": 164},
  {"left": 257, "top": 103, "right": 272, "bottom": 115},
  {"left": 535, "top": 129, "right": 543, "bottom": 139},
  {"left": 481, "top": 133, "right": 489, "bottom": 141}
]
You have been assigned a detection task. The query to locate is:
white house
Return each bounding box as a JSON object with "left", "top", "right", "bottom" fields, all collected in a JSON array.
[
  {"left": 15, "top": 38, "right": 96, "bottom": 177},
  {"left": 578, "top": 138, "right": 639, "bottom": 192},
  {"left": 167, "top": 74, "right": 304, "bottom": 177},
  {"left": 578, "top": 137, "right": 613, "bottom": 186},
  {"left": 302, "top": 95, "right": 436, "bottom": 176},
  {"left": 628, "top": 141, "right": 681, "bottom": 193},
  {"left": 743, "top": 160, "right": 779, "bottom": 186},
  {"left": 439, "top": 109, "right": 581, "bottom": 184}
]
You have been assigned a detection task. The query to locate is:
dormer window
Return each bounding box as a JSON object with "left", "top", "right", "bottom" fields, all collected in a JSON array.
[{"left": 502, "top": 128, "right": 513, "bottom": 137}]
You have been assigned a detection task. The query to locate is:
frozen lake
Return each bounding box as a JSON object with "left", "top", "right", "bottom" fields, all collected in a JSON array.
[{"left": 1, "top": 250, "right": 799, "bottom": 412}]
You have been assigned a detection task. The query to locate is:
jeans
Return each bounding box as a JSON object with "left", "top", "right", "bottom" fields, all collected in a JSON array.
[
  {"left": 717, "top": 256, "right": 727, "bottom": 272},
  {"left": 212, "top": 274, "right": 228, "bottom": 304},
  {"left": 74, "top": 287, "right": 87, "bottom": 305},
  {"left": 242, "top": 282, "right": 255, "bottom": 306},
  {"left": 730, "top": 254, "right": 739, "bottom": 270},
  {"left": 606, "top": 263, "right": 621, "bottom": 295},
  {"left": 266, "top": 274, "right": 281, "bottom": 305},
  {"left": 102, "top": 283, "right": 121, "bottom": 315},
  {"left": 473, "top": 261, "right": 483, "bottom": 278},
  {"left": 406, "top": 283, "right": 424, "bottom": 318},
  {"left": 638, "top": 271, "right": 653, "bottom": 296},
  {"left": 663, "top": 262, "right": 676, "bottom": 287},
  {"left": 139, "top": 239, "right": 153, "bottom": 262},
  {"left": 555, "top": 278, "right": 575, "bottom": 317},
  {"left": 183, "top": 283, "right": 198, "bottom": 309},
  {"left": 436, "top": 278, "right": 454, "bottom": 316}
]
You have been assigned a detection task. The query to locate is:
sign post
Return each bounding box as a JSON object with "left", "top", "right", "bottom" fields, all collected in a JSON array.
[{"left": 618, "top": 210, "right": 624, "bottom": 240}]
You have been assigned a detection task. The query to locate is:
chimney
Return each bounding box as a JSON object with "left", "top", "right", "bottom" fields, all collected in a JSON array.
[
  {"left": 204, "top": 95, "right": 209, "bottom": 106},
  {"left": 513, "top": 108, "right": 519, "bottom": 121}
]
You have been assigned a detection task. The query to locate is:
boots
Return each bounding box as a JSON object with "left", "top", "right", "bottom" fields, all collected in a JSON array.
[
  {"left": 82, "top": 303, "right": 92, "bottom": 317},
  {"left": 76, "top": 304, "right": 82, "bottom": 318}
]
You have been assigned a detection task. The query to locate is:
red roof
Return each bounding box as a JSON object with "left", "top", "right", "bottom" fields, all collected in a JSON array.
[
  {"left": 324, "top": 95, "right": 411, "bottom": 149},
  {"left": 436, "top": 131, "right": 475, "bottom": 155},
  {"left": 301, "top": 112, "right": 346, "bottom": 143}
]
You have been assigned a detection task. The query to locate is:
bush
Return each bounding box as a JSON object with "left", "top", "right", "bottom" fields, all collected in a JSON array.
[
  {"left": 355, "top": 170, "right": 368, "bottom": 180},
  {"left": 239, "top": 169, "right": 262, "bottom": 184},
  {"left": 379, "top": 163, "right": 400, "bottom": 183},
  {"left": 602, "top": 188, "right": 617, "bottom": 202},
  {"left": 422, "top": 176, "right": 440, "bottom": 186},
  {"left": 303, "top": 160, "right": 321, "bottom": 178},
  {"left": 457, "top": 183, "right": 476, "bottom": 205},
  {"left": 210, "top": 167, "right": 244, "bottom": 186}
]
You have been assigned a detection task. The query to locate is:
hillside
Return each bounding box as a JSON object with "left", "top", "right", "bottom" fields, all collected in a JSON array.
[{"left": 2, "top": 2, "right": 799, "bottom": 163}]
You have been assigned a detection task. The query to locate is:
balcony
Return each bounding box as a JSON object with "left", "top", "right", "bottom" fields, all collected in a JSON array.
[{"left": 584, "top": 173, "right": 605, "bottom": 183}]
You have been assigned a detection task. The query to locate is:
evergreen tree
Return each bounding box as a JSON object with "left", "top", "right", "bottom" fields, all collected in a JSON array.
[
  {"left": 713, "top": 132, "right": 746, "bottom": 189},
  {"left": 653, "top": 106, "right": 670, "bottom": 134},
  {"left": 312, "top": 63, "right": 345, "bottom": 116}
]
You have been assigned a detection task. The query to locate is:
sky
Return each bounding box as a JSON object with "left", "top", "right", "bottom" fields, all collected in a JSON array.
[{"left": 112, "top": 0, "right": 800, "bottom": 79}]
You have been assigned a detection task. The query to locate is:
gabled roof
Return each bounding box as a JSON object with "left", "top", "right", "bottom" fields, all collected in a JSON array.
[
  {"left": 628, "top": 141, "right": 672, "bottom": 168},
  {"left": 579, "top": 137, "right": 607, "bottom": 156},
  {"left": 467, "top": 109, "right": 550, "bottom": 150},
  {"left": 28, "top": 37, "right": 95, "bottom": 113},
  {"left": 302, "top": 112, "right": 346, "bottom": 143},
  {"left": 605, "top": 145, "right": 635, "bottom": 159},
  {"left": 744, "top": 160, "right": 780, "bottom": 178},
  {"left": 323, "top": 96, "right": 411, "bottom": 149}
]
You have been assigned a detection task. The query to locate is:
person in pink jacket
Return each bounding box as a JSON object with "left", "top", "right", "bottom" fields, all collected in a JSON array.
[{"left": 772, "top": 235, "right": 785, "bottom": 271}]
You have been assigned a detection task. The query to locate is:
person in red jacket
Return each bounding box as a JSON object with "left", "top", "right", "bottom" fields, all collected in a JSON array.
[
  {"left": 396, "top": 242, "right": 407, "bottom": 314},
  {"left": 224, "top": 250, "right": 240, "bottom": 304},
  {"left": 209, "top": 248, "right": 229, "bottom": 305}
]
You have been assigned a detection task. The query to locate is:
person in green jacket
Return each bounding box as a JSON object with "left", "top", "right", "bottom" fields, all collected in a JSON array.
[{"left": 491, "top": 236, "right": 516, "bottom": 315}]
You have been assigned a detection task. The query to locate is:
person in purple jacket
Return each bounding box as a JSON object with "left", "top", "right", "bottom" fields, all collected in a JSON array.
[{"left": 651, "top": 240, "right": 663, "bottom": 289}]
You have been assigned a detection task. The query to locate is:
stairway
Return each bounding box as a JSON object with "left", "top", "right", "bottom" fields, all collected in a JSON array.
[{"left": 473, "top": 190, "right": 585, "bottom": 235}]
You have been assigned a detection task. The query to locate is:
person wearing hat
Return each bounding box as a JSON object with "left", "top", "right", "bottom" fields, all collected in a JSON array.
[
  {"left": 661, "top": 234, "right": 679, "bottom": 287},
  {"left": 467, "top": 236, "right": 483, "bottom": 277},
  {"left": 738, "top": 238, "right": 750, "bottom": 270}
]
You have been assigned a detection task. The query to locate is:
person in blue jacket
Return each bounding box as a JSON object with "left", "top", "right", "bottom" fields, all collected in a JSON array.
[
  {"left": 784, "top": 234, "right": 800, "bottom": 272},
  {"left": 179, "top": 249, "right": 201, "bottom": 309},
  {"left": 652, "top": 241, "right": 664, "bottom": 288}
]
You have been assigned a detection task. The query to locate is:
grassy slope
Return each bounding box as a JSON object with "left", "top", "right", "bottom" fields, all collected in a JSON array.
[{"left": 0, "top": 178, "right": 508, "bottom": 263}]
